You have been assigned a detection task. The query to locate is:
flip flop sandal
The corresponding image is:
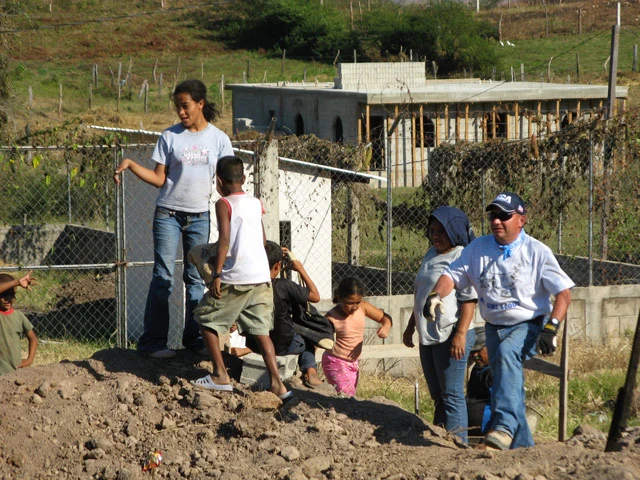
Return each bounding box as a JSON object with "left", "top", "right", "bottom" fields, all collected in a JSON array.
[
  {"left": 278, "top": 391, "right": 294, "bottom": 401},
  {"left": 190, "top": 375, "right": 233, "bottom": 392}
]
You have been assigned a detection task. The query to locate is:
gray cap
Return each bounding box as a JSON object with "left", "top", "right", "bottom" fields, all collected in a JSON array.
[{"left": 472, "top": 326, "right": 486, "bottom": 351}]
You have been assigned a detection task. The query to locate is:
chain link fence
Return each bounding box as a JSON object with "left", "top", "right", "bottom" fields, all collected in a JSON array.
[
  {"left": 1, "top": 109, "right": 639, "bottom": 345},
  {"left": 0, "top": 144, "right": 118, "bottom": 341}
]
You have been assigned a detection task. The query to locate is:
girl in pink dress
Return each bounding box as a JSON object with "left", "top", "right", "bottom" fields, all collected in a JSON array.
[{"left": 322, "top": 277, "right": 392, "bottom": 396}]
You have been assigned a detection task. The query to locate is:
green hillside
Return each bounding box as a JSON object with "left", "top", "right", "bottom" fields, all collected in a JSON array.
[{"left": 1, "top": 0, "right": 639, "bottom": 140}]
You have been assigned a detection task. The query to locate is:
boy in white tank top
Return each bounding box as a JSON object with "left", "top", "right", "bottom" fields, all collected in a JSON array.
[{"left": 191, "top": 156, "right": 292, "bottom": 400}]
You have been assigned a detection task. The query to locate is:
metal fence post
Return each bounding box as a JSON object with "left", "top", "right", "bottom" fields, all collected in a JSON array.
[
  {"left": 384, "top": 120, "right": 392, "bottom": 296},
  {"left": 558, "top": 155, "right": 565, "bottom": 254},
  {"left": 115, "top": 146, "right": 128, "bottom": 348},
  {"left": 386, "top": 114, "right": 403, "bottom": 296},
  {"left": 481, "top": 169, "right": 486, "bottom": 235},
  {"left": 588, "top": 133, "right": 594, "bottom": 286},
  {"left": 67, "top": 171, "right": 72, "bottom": 223}
]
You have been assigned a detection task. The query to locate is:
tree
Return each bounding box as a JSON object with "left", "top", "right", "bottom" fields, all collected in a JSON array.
[{"left": 359, "top": 0, "right": 498, "bottom": 75}]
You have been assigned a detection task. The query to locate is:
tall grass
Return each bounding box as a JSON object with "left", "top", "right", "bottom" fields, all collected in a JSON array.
[{"left": 22, "top": 337, "right": 111, "bottom": 366}]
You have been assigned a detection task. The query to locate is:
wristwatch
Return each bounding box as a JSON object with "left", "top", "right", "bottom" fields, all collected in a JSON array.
[
  {"left": 544, "top": 317, "right": 560, "bottom": 332},
  {"left": 211, "top": 272, "right": 221, "bottom": 279}
]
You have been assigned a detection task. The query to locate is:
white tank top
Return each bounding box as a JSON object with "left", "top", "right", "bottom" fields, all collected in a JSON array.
[{"left": 220, "top": 192, "right": 270, "bottom": 284}]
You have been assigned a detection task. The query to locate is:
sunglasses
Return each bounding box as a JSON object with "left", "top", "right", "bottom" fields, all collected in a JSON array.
[{"left": 488, "top": 211, "right": 515, "bottom": 222}]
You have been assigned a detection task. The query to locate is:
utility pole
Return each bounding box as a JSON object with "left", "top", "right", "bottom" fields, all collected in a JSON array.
[{"left": 607, "top": 3, "right": 621, "bottom": 119}]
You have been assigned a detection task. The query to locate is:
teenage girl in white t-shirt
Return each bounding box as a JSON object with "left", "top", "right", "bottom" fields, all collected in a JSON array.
[{"left": 114, "top": 79, "right": 233, "bottom": 359}]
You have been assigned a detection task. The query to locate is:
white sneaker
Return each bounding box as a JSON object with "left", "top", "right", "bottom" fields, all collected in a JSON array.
[{"left": 147, "top": 349, "right": 176, "bottom": 359}]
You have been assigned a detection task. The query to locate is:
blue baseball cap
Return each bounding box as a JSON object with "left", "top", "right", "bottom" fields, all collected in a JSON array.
[{"left": 486, "top": 192, "right": 526, "bottom": 214}]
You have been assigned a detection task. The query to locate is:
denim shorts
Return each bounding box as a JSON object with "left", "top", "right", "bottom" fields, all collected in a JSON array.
[{"left": 194, "top": 282, "right": 274, "bottom": 336}]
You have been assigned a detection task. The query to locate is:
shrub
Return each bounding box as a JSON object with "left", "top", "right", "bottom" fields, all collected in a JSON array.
[
  {"left": 359, "top": 1, "right": 499, "bottom": 74},
  {"left": 210, "top": 0, "right": 355, "bottom": 59}
]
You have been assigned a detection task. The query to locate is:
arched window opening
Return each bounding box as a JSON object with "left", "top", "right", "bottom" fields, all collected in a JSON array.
[
  {"left": 334, "top": 117, "right": 344, "bottom": 143},
  {"left": 415, "top": 116, "right": 435, "bottom": 148},
  {"left": 295, "top": 114, "right": 304, "bottom": 136}
]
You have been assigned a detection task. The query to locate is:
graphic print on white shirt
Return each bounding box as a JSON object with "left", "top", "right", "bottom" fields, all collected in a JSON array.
[
  {"left": 478, "top": 260, "right": 523, "bottom": 302},
  {"left": 179, "top": 145, "right": 211, "bottom": 166}
]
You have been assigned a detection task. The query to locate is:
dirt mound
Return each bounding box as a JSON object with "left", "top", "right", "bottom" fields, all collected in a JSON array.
[{"left": 0, "top": 349, "right": 639, "bottom": 480}]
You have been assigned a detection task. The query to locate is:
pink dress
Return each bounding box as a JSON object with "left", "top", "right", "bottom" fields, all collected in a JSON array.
[{"left": 321, "top": 305, "right": 366, "bottom": 396}]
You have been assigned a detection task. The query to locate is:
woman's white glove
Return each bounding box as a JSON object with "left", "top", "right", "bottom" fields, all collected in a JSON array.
[{"left": 423, "top": 292, "right": 444, "bottom": 322}]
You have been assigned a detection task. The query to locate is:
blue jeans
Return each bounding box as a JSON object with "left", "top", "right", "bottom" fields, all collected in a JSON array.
[
  {"left": 485, "top": 319, "right": 541, "bottom": 449},
  {"left": 420, "top": 327, "right": 475, "bottom": 444},
  {"left": 284, "top": 333, "right": 317, "bottom": 374},
  {"left": 137, "top": 207, "right": 209, "bottom": 354}
]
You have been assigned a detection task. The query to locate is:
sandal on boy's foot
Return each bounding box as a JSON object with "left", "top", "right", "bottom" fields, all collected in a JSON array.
[
  {"left": 317, "top": 338, "right": 334, "bottom": 350},
  {"left": 483, "top": 430, "right": 512, "bottom": 451},
  {"left": 190, "top": 375, "right": 233, "bottom": 392},
  {"left": 278, "top": 391, "right": 294, "bottom": 401}
]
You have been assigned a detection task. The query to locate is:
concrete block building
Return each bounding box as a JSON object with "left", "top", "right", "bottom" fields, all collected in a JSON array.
[{"left": 228, "top": 62, "right": 628, "bottom": 187}]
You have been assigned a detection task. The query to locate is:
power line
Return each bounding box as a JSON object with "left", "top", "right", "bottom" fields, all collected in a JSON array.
[{"left": 0, "top": 1, "right": 230, "bottom": 34}]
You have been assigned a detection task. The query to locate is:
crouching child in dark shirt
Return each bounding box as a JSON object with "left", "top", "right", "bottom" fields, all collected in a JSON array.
[{"left": 242, "top": 241, "right": 325, "bottom": 388}]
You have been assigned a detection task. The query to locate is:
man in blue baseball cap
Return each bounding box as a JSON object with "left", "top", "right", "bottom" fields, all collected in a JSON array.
[{"left": 423, "top": 192, "right": 574, "bottom": 450}]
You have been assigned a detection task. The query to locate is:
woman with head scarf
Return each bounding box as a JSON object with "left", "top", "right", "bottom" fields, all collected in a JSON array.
[{"left": 402, "top": 206, "right": 477, "bottom": 445}]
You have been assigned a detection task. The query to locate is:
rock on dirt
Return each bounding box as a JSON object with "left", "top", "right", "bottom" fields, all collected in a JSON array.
[{"left": 0, "top": 348, "right": 639, "bottom": 479}]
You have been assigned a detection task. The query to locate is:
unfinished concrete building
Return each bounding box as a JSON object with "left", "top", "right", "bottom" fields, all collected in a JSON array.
[{"left": 228, "top": 62, "right": 628, "bottom": 186}]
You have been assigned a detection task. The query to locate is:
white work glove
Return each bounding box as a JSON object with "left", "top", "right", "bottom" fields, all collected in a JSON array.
[{"left": 423, "top": 292, "right": 444, "bottom": 322}]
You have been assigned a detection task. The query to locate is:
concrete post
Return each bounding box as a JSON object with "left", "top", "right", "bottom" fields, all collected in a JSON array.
[
  {"left": 258, "top": 139, "right": 280, "bottom": 243},
  {"left": 347, "top": 189, "right": 360, "bottom": 265}
]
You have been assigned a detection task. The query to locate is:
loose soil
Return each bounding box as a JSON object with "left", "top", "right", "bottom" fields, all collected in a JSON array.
[{"left": 1, "top": 347, "right": 639, "bottom": 480}]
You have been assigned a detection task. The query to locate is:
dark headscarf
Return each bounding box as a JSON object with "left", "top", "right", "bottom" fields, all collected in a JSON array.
[{"left": 429, "top": 206, "right": 475, "bottom": 248}]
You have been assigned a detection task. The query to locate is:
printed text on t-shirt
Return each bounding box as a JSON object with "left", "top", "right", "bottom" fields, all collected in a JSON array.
[{"left": 180, "top": 145, "right": 210, "bottom": 166}]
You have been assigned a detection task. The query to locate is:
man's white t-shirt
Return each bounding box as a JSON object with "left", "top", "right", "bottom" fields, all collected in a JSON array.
[
  {"left": 444, "top": 233, "right": 575, "bottom": 326},
  {"left": 153, "top": 123, "right": 234, "bottom": 213}
]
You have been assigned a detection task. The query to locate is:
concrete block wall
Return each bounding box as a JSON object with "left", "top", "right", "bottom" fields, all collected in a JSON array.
[
  {"left": 313, "top": 284, "right": 640, "bottom": 378},
  {"left": 239, "top": 352, "right": 299, "bottom": 390},
  {"left": 222, "top": 284, "right": 638, "bottom": 384},
  {"left": 570, "top": 285, "right": 640, "bottom": 345},
  {"left": 1, "top": 224, "right": 65, "bottom": 266},
  {"left": 336, "top": 62, "right": 426, "bottom": 91}
]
